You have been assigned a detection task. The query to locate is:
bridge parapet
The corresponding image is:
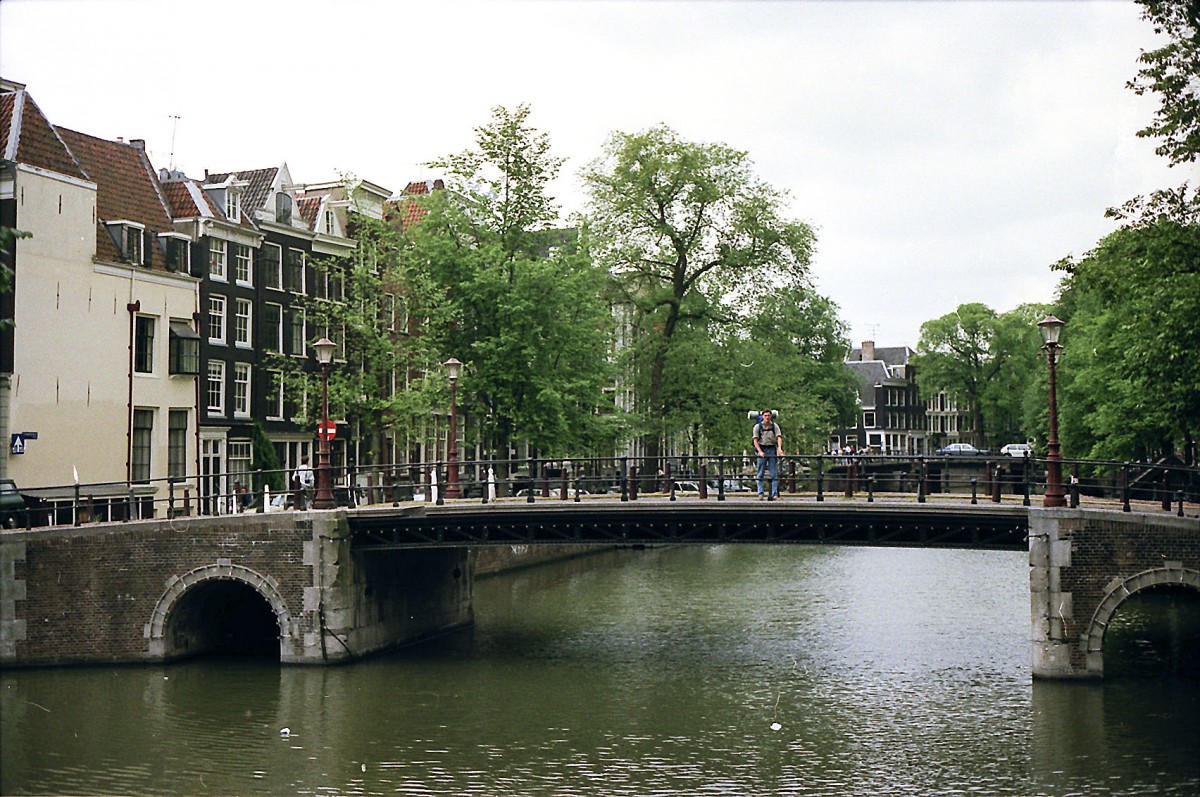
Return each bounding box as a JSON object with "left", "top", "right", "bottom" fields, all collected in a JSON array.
[{"left": 1030, "top": 508, "right": 1200, "bottom": 679}]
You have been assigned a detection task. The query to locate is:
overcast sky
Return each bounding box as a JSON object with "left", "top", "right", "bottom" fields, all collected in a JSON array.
[{"left": 2, "top": 0, "right": 1193, "bottom": 348}]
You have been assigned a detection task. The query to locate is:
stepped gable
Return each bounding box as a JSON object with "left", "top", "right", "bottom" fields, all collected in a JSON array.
[
  {"left": 0, "top": 89, "right": 88, "bottom": 181},
  {"left": 57, "top": 127, "right": 174, "bottom": 269}
]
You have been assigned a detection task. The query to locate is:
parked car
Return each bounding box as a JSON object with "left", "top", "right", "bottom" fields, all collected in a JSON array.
[
  {"left": 1000, "top": 443, "right": 1032, "bottom": 458},
  {"left": 0, "top": 478, "right": 26, "bottom": 528},
  {"left": 937, "top": 443, "right": 986, "bottom": 456},
  {"left": 673, "top": 480, "right": 701, "bottom": 494}
]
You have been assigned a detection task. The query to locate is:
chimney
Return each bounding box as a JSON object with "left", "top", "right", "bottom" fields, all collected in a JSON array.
[
  {"left": 130, "top": 139, "right": 145, "bottom": 150},
  {"left": 862, "top": 340, "right": 876, "bottom": 361}
]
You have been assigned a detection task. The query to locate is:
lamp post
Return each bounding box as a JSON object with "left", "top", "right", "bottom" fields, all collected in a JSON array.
[
  {"left": 1038, "top": 315, "right": 1066, "bottom": 508},
  {"left": 313, "top": 337, "right": 338, "bottom": 510},
  {"left": 444, "top": 357, "right": 462, "bottom": 500}
]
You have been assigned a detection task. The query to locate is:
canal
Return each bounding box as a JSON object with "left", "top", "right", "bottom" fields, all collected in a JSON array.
[{"left": 2, "top": 544, "right": 1198, "bottom": 795}]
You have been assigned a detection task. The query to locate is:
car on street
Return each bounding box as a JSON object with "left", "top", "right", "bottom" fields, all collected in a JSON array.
[
  {"left": 0, "top": 478, "right": 26, "bottom": 528},
  {"left": 937, "top": 443, "right": 986, "bottom": 456},
  {"left": 1000, "top": 443, "right": 1033, "bottom": 458}
]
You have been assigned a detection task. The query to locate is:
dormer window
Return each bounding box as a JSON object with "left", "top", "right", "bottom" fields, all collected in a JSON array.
[
  {"left": 105, "top": 220, "right": 146, "bottom": 265},
  {"left": 323, "top": 209, "right": 336, "bottom": 235},
  {"left": 158, "top": 232, "right": 191, "bottom": 272},
  {"left": 225, "top": 188, "right": 241, "bottom": 222},
  {"left": 276, "top": 192, "right": 293, "bottom": 224}
]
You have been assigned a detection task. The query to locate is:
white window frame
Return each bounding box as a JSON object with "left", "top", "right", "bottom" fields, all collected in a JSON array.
[
  {"left": 233, "top": 362, "right": 251, "bottom": 417},
  {"left": 267, "top": 370, "right": 285, "bottom": 420},
  {"left": 265, "top": 302, "right": 284, "bottom": 353},
  {"left": 207, "top": 360, "right": 226, "bottom": 415},
  {"left": 234, "top": 243, "right": 252, "bottom": 286},
  {"left": 209, "top": 239, "right": 227, "bottom": 281},
  {"left": 234, "top": 298, "right": 252, "bottom": 348},
  {"left": 262, "top": 242, "right": 283, "bottom": 290},
  {"left": 208, "top": 295, "right": 227, "bottom": 343}
]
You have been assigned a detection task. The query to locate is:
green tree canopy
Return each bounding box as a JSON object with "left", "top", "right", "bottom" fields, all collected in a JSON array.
[{"left": 1128, "top": 0, "right": 1200, "bottom": 166}]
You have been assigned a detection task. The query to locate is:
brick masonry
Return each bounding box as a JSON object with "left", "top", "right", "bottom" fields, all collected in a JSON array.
[
  {"left": 0, "top": 511, "right": 473, "bottom": 667},
  {"left": 1030, "top": 507, "right": 1200, "bottom": 679}
]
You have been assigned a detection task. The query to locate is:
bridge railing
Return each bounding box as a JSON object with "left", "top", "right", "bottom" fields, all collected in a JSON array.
[{"left": 6, "top": 453, "right": 1197, "bottom": 529}]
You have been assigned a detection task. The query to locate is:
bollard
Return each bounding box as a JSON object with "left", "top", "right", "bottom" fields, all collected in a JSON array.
[
  {"left": 991, "top": 464, "right": 1002, "bottom": 503},
  {"left": 1178, "top": 490, "right": 1185, "bottom": 518},
  {"left": 436, "top": 462, "right": 445, "bottom": 506},
  {"left": 788, "top": 459, "right": 796, "bottom": 494},
  {"left": 560, "top": 466, "right": 568, "bottom": 501},
  {"left": 1021, "top": 458, "right": 1030, "bottom": 507},
  {"left": 629, "top": 466, "right": 639, "bottom": 501},
  {"left": 868, "top": 476, "right": 875, "bottom": 503},
  {"left": 917, "top": 457, "right": 926, "bottom": 504},
  {"left": 528, "top": 458, "right": 537, "bottom": 504},
  {"left": 541, "top": 464, "right": 550, "bottom": 498},
  {"left": 74, "top": 483, "right": 82, "bottom": 527},
  {"left": 663, "top": 460, "right": 672, "bottom": 495},
  {"left": 817, "top": 454, "right": 825, "bottom": 502},
  {"left": 699, "top": 462, "right": 708, "bottom": 500},
  {"left": 1161, "top": 477, "right": 1172, "bottom": 512},
  {"left": 670, "top": 480, "right": 677, "bottom": 501},
  {"left": 1121, "top": 462, "right": 1131, "bottom": 513},
  {"left": 574, "top": 475, "right": 582, "bottom": 503},
  {"left": 717, "top": 456, "right": 726, "bottom": 501},
  {"left": 1070, "top": 464, "right": 1080, "bottom": 508},
  {"left": 620, "top": 456, "right": 629, "bottom": 502},
  {"left": 970, "top": 477, "right": 978, "bottom": 505},
  {"left": 844, "top": 460, "right": 853, "bottom": 498}
]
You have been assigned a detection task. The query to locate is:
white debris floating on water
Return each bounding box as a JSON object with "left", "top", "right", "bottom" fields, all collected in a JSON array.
[
  {"left": 280, "top": 728, "right": 291, "bottom": 738},
  {"left": 770, "top": 722, "right": 782, "bottom": 731}
]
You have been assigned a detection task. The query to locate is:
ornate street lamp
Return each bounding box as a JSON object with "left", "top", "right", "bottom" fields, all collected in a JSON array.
[
  {"left": 1038, "top": 315, "right": 1066, "bottom": 508},
  {"left": 313, "top": 337, "right": 338, "bottom": 510},
  {"left": 444, "top": 357, "right": 462, "bottom": 500}
]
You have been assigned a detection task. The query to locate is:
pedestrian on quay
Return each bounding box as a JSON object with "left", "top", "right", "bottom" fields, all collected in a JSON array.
[
  {"left": 294, "top": 457, "right": 315, "bottom": 509},
  {"left": 753, "top": 409, "right": 783, "bottom": 500}
]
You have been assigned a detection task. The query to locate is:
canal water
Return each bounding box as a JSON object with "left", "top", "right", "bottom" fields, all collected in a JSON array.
[{"left": 2, "top": 544, "right": 1198, "bottom": 796}]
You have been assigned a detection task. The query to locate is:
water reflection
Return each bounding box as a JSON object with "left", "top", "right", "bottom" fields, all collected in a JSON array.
[{"left": 2, "top": 544, "right": 1198, "bottom": 796}]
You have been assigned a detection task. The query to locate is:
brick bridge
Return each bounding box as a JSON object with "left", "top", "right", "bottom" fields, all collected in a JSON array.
[{"left": 0, "top": 499, "right": 1196, "bottom": 678}]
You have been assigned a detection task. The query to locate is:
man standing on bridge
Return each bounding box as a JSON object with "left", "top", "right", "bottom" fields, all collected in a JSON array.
[{"left": 753, "top": 409, "right": 783, "bottom": 500}]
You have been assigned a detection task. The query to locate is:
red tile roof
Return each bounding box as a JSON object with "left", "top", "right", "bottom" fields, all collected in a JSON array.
[
  {"left": 57, "top": 127, "right": 175, "bottom": 269},
  {"left": 0, "top": 90, "right": 88, "bottom": 181},
  {"left": 298, "top": 196, "right": 321, "bottom": 229}
]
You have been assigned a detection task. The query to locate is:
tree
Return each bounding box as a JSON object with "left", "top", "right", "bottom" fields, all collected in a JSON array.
[
  {"left": 1052, "top": 217, "right": 1200, "bottom": 463},
  {"left": 417, "top": 107, "right": 619, "bottom": 461},
  {"left": 1128, "top": 0, "right": 1200, "bottom": 166},
  {"left": 583, "top": 125, "right": 818, "bottom": 464},
  {"left": 913, "top": 303, "right": 1044, "bottom": 448}
]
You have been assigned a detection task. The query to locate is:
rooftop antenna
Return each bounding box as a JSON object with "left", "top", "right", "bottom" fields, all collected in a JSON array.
[{"left": 168, "top": 115, "right": 180, "bottom": 170}]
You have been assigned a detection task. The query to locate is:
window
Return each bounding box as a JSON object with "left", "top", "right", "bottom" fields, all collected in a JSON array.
[
  {"left": 276, "top": 192, "right": 293, "bottom": 224},
  {"left": 225, "top": 189, "right": 241, "bottom": 222},
  {"left": 228, "top": 440, "right": 252, "bottom": 485},
  {"left": 863, "top": 411, "right": 876, "bottom": 428},
  {"left": 234, "top": 299, "right": 252, "bottom": 347},
  {"left": 261, "top": 243, "right": 282, "bottom": 290},
  {"left": 266, "top": 370, "right": 285, "bottom": 420},
  {"left": 169, "top": 320, "right": 201, "bottom": 375},
  {"left": 285, "top": 249, "right": 305, "bottom": 293},
  {"left": 168, "top": 409, "right": 188, "bottom": 479},
  {"left": 134, "top": 316, "right": 155, "bottom": 373},
  {"left": 209, "top": 239, "right": 227, "bottom": 280},
  {"left": 233, "top": 363, "right": 251, "bottom": 417},
  {"left": 207, "top": 360, "right": 226, "bottom": 415},
  {"left": 288, "top": 307, "right": 306, "bottom": 355},
  {"left": 323, "top": 209, "right": 335, "bottom": 235},
  {"left": 132, "top": 408, "right": 153, "bottom": 483},
  {"left": 160, "top": 233, "right": 190, "bottom": 272},
  {"left": 264, "top": 303, "right": 283, "bottom": 353},
  {"left": 382, "top": 293, "right": 397, "bottom": 331},
  {"left": 234, "top": 244, "right": 252, "bottom": 285},
  {"left": 208, "top": 295, "right": 226, "bottom": 343}
]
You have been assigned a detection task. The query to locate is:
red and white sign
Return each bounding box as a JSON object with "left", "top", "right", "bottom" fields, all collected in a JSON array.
[{"left": 318, "top": 421, "right": 337, "bottom": 441}]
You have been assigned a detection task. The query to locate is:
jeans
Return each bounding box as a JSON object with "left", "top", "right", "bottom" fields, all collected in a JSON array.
[{"left": 756, "top": 451, "right": 779, "bottom": 497}]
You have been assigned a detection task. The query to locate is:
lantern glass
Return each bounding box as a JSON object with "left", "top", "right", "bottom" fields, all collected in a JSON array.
[
  {"left": 1038, "top": 315, "right": 1065, "bottom": 346},
  {"left": 444, "top": 357, "right": 462, "bottom": 382},
  {"left": 313, "top": 337, "right": 337, "bottom": 365}
]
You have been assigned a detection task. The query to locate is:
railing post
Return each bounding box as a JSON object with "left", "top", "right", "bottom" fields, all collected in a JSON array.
[
  {"left": 74, "top": 482, "right": 82, "bottom": 527},
  {"left": 1121, "top": 462, "right": 1131, "bottom": 512},
  {"left": 868, "top": 475, "right": 875, "bottom": 503},
  {"left": 1021, "top": 458, "right": 1030, "bottom": 507},
  {"left": 663, "top": 460, "right": 671, "bottom": 494},
  {"left": 1178, "top": 490, "right": 1185, "bottom": 518},
  {"left": 788, "top": 459, "right": 796, "bottom": 494},
  {"left": 620, "top": 456, "right": 629, "bottom": 502},
  {"left": 435, "top": 461, "right": 445, "bottom": 506},
  {"left": 917, "top": 457, "right": 926, "bottom": 503},
  {"left": 991, "top": 463, "right": 1002, "bottom": 503},
  {"left": 970, "top": 477, "right": 978, "bottom": 505},
  {"left": 574, "top": 473, "right": 582, "bottom": 503},
  {"left": 699, "top": 462, "right": 708, "bottom": 499},
  {"left": 629, "top": 465, "right": 638, "bottom": 501},
  {"left": 1161, "top": 474, "right": 1172, "bottom": 511},
  {"left": 717, "top": 456, "right": 726, "bottom": 501},
  {"left": 560, "top": 464, "right": 568, "bottom": 501},
  {"left": 528, "top": 457, "right": 537, "bottom": 504},
  {"left": 817, "top": 454, "right": 825, "bottom": 502},
  {"left": 1070, "top": 463, "right": 1080, "bottom": 508},
  {"left": 844, "top": 459, "right": 854, "bottom": 498}
]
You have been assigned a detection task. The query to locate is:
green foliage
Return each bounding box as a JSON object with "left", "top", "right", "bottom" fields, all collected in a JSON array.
[
  {"left": 914, "top": 302, "right": 1045, "bottom": 448},
  {"left": 0, "top": 226, "right": 29, "bottom": 331},
  {"left": 250, "top": 420, "right": 286, "bottom": 491},
  {"left": 583, "top": 125, "right": 829, "bottom": 457},
  {"left": 1054, "top": 214, "right": 1200, "bottom": 462},
  {"left": 1128, "top": 0, "right": 1200, "bottom": 166}
]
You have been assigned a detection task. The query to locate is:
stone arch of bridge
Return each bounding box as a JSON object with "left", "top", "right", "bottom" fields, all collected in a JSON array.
[
  {"left": 146, "top": 562, "right": 298, "bottom": 661},
  {"left": 1085, "top": 565, "right": 1200, "bottom": 676}
]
